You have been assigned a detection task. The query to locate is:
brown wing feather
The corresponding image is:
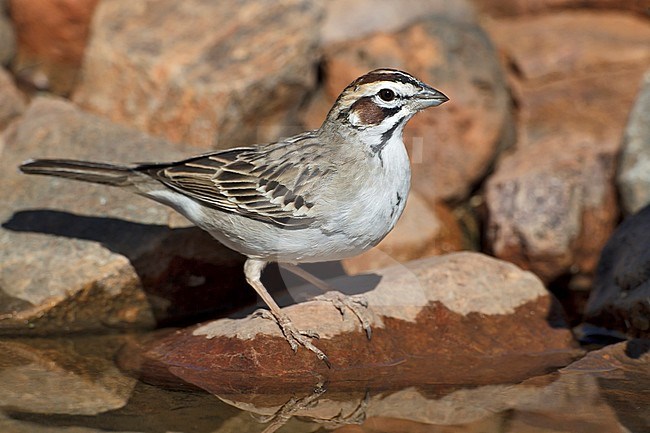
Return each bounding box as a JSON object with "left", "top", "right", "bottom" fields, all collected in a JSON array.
[{"left": 138, "top": 134, "right": 331, "bottom": 229}]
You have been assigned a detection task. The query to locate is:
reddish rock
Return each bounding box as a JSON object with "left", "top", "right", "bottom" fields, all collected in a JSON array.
[
  {"left": 315, "top": 15, "right": 512, "bottom": 203},
  {"left": 0, "top": 67, "right": 24, "bottom": 130},
  {"left": 1, "top": 98, "right": 251, "bottom": 335},
  {"left": 9, "top": 0, "right": 99, "bottom": 95},
  {"left": 130, "top": 253, "right": 580, "bottom": 393},
  {"left": 73, "top": 0, "right": 322, "bottom": 149},
  {"left": 170, "top": 341, "right": 647, "bottom": 433},
  {"left": 484, "top": 12, "right": 650, "bottom": 83},
  {"left": 484, "top": 12, "right": 650, "bottom": 283},
  {"left": 342, "top": 193, "right": 465, "bottom": 274},
  {"left": 471, "top": 0, "right": 650, "bottom": 17},
  {"left": 585, "top": 204, "right": 650, "bottom": 337}
]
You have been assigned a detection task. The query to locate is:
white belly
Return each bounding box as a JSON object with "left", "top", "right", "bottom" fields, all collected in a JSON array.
[{"left": 144, "top": 137, "right": 411, "bottom": 264}]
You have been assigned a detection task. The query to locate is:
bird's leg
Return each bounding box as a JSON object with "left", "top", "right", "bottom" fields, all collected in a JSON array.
[
  {"left": 255, "top": 380, "right": 327, "bottom": 433},
  {"left": 245, "top": 259, "right": 330, "bottom": 367},
  {"left": 279, "top": 263, "right": 372, "bottom": 339}
]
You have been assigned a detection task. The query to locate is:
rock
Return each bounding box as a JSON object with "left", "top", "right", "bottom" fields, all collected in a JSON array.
[
  {"left": 484, "top": 11, "right": 650, "bottom": 83},
  {"left": 313, "top": 14, "right": 513, "bottom": 203},
  {"left": 0, "top": 0, "right": 15, "bottom": 65},
  {"left": 130, "top": 253, "right": 580, "bottom": 392},
  {"left": 618, "top": 70, "right": 650, "bottom": 215},
  {"left": 73, "top": 0, "right": 322, "bottom": 148},
  {"left": 471, "top": 0, "right": 650, "bottom": 17},
  {"left": 0, "top": 336, "right": 136, "bottom": 415},
  {"left": 559, "top": 339, "right": 650, "bottom": 433},
  {"left": 584, "top": 204, "right": 650, "bottom": 337},
  {"left": 485, "top": 106, "right": 620, "bottom": 282},
  {"left": 0, "top": 97, "right": 251, "bottom": 335},
  {"left": 320, "top": 0, "right": 477, "bottom": 44},
  {"left": 145, "top": 342, "right": 647, "bottom": 433},
  {"left": 484, "top": 11, "right": 650, "bottom": 283},
  {"left": 8, "top": 0, "right": 99, "bottom": 95},
  {"left": 342, "top": 193, "right": 465, "bottom": 274},
  {"left": 0, "top": 67, "right": 25, "bottom": 131},
  {"left": 0, "top": 334, "right": 241, "bottom": 432}
]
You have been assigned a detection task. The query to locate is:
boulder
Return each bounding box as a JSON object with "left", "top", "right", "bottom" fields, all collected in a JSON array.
[
  {"left": 618, "top": 70, "right": 650, "bottom": 215},
  {"left": 484, "top": 11, "right": 650, "bottom": 282},
  {"left": 584, "top": 204, "right": 650, "bottom": 337},
  {"left": 73, "top": 0, "right": 322, "bottom": 148},
  {"left": 0, "top": 98, "right": 250, "bottom": 335},
  {"left": 9, "top": 0, "right": 99, "bottom": 95},
  {"left": 129, "top": 253, "right": 580, "bottom": 392}
]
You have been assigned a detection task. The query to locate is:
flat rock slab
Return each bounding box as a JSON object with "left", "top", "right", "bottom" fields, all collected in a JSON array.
[
  {"left": 131, "top": 253, "right": 580, "bottom": 393},
  {"left": 73, "top": 0, "right": 322, "bottom": 148},
  {"left": 0, "top": 98, "right": 249, "bottom": 335}
]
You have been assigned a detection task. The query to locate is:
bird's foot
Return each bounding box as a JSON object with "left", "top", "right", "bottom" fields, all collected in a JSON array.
[
  {"left": 315, "top": 292, "right": 373, "bottom": 339},
  {"left": 253, "top": 309, "right": 331, "bottom": 368},
  {"left": 255, "top": 381, "right": 327, "bottom": 433}
]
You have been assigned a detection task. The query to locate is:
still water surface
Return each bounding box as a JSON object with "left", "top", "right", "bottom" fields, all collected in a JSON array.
[{"left": 0, "top": 335, "right": 647, "bottom": 433}]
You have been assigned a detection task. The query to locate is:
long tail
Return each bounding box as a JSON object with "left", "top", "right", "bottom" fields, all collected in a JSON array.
[{"left": 20, "top": 159, "right": 135, "bottom": 187}]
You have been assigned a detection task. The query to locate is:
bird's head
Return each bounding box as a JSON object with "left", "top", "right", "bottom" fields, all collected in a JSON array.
[{"left": 322, "top": 69, "right": 448, "bottom": 153}]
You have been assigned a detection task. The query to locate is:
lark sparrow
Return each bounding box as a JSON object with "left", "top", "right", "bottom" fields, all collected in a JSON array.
[{"left": 21, "top": 69, "right": 448, "bottom": 366}]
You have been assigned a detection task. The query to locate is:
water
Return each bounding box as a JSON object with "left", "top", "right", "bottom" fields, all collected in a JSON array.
[{"left": 0, "top": 334, "right": 647, "bottom": 433}]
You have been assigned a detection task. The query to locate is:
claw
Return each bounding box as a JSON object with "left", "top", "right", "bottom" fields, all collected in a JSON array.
[
  {"left": 255, "top": 308, "right": 331, "bottom": 368},
  {"left": 316, "top": 292, "right": 373, "bottom": 340}
]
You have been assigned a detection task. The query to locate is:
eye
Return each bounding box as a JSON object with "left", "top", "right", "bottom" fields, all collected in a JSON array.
[{"left": 378, "top": 88, "right": 395, "bottom": 102}]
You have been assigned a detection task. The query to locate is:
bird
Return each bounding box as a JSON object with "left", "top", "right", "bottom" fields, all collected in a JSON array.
[{"left": 20, "top": 69, "right": 448, "bottom": 366}]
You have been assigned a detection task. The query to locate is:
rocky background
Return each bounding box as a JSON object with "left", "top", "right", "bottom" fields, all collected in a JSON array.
[{"left": 0, "top": 0, "right": 649, "bottom": 432}]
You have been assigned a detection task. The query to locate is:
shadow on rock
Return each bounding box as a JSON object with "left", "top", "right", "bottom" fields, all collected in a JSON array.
[
  {"left": 2, "top": 209, "right": 381, "bottom": 328},
  {"left": 3, "top": 209, "right": 252, "bottom": 327}
]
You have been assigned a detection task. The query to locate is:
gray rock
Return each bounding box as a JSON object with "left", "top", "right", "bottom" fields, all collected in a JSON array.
[
  {"left": 73, "top": 0, "right": 323, "bottom": 149},
  {"left": 0, "top": 97, "right": 249, "bottom": 335},
  {"left": 618, "top": 70, "right": 650, "bottom": 215}
]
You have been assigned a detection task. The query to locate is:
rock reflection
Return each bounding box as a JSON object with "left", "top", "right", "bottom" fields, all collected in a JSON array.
[
  {"left": 202, "top": 340, "right": 647, "bottom": 433},
  {"left": 0, "top": 336, "right": 646, "bottom": 433},
  {"left": 0, "top": 336, "right": 136, "bottom": 416}
]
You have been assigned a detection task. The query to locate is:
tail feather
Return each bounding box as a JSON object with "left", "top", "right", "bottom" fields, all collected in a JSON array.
[{"left": 20, "top": 159, "right": 135, "bottom": 187}]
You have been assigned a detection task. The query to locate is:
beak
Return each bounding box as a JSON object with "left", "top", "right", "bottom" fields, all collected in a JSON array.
[{"left": 414, "top": 86, "right": 449, "bottom": 109}]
